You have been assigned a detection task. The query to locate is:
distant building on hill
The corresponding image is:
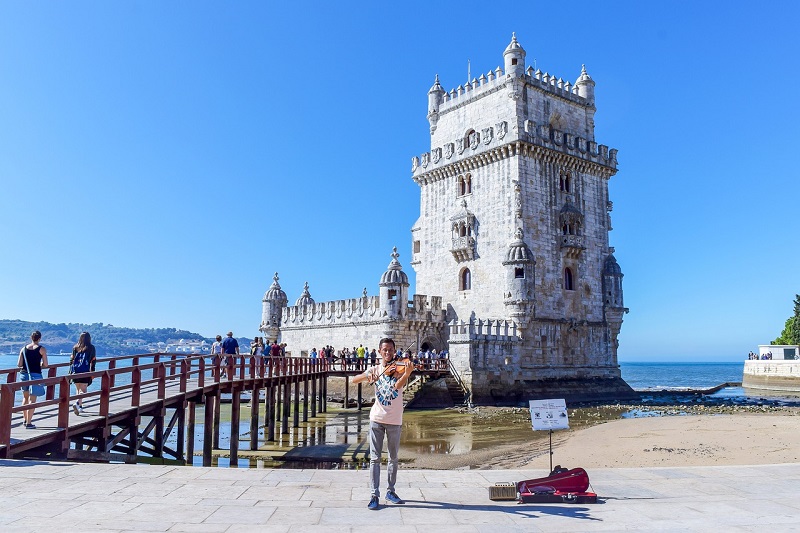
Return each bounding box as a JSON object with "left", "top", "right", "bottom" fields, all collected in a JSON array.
[{"left": 259, "top": 35, "right": 635, "bottom": 404}]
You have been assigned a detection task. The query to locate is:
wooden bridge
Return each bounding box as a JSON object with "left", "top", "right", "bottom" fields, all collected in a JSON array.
[{"left": 0, "top": 354, "right": 461, "bottom": 466}]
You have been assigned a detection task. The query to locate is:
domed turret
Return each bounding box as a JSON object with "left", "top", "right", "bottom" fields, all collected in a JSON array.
[
  {"left": 504, "top": 228, "right": 534, "bottom": 265},
  {"left": 263, "top": 272, "right": 287, "bottom": 304},
  {"left": 602, "top": 254, "right": 624, "bottom": 308},
  {"left": 260, "top": 272, "right": 288, "bottom": 342},
  {"left": 575, "top": 64, "right": 595, "bottom": 104},
  {"left": 295, "top": 282, "right": 315, "bottom": 306},
  {"left": 379, "top": 247, "right": 409, "bottom": 319},
  {"left": 503, "top": 33, "right": 526, "bottom": 77}
]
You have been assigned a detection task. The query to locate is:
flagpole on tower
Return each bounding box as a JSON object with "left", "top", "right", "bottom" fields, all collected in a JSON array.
[{"left": 467, "top": 59, "right": 470, "bottom": 84}]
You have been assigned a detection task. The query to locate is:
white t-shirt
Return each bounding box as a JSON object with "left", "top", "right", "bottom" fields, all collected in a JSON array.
[
  {"left": 211, "top": 341, "right": 222, "bottom": 355},
  {"left": 364, "top": 360, "right": 409, "bottom": 425}
]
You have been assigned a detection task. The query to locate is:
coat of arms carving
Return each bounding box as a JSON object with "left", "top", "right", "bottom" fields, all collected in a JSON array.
[
  {"left": 496, "top": 121, "right": 508, "bottom": 139},
  {"left": 468, "top": 131, "right": 479, "bottom": 150},
  {"left": 411, "top": 156, "right": 419, "bottom": 172},
  {"left": 456, "top": 138, "right": 465, "bottom": 155},
  {"left": 421, "top": 152, "right": 430, "bottom": 168},
  {"left": 482, "top": 127, "right": 493, "bottom": 145},
  {"left": 432, "top": 147, "right": 442, "bottom": 164},
  {"left": 444, "top": 143, "right": 454, "bottom": 159}
]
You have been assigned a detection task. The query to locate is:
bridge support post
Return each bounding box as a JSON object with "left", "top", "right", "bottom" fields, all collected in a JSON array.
[
  {"left": 322, "top": 375, "right": 327, "bottom": 413},
  {"left": 281, "top": 378, "right": 290, "bottom": 434},
  {"left": 186, "top": 401, "right": 195, "bottom": 465},
  {"left": 293, "top": 379, "right": 300, "bottom": 429},
  {"left": 310, "top": 374, "right": 317, "bottom": 418},
  {"left": 266, "top": 381, "right": 275, "bottom": 442},
  {"left": 203, "top": 392, "right": 215, "bottom": 467},
  {"left": 250, "top": 383, "right": 260, "bottom": 451},
  {"left": 213, "top": 391, "right": 221, "bottom": 450},
  {"left": 230, "top": 386, "right": 240, "bottom": 467},
  {"left": 344, "top": 376, "right": 349, "bottom": 409},
  {"left": 357, "top": 383, "right": 362, "bottom": 411},
  {"left": 303, "top": 377, "right": 309, "bottom": 422}
]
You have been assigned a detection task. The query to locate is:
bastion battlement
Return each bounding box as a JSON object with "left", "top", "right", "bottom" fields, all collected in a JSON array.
[{"left": 281, "top": 294, "right": 445, "bottom": 327}]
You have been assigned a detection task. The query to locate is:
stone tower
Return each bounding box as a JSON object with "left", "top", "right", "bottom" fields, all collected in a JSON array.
[{"left": 410, "top": 34, "right": 634, "bottom": 403}]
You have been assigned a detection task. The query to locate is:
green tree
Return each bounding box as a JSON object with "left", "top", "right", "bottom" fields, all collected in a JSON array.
[{"left": 773, "top": 294, "right": 800, "bottom": 345}]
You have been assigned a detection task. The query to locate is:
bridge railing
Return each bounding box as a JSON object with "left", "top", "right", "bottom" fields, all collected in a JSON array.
[{"left": 0, "top": 353, "right": 333, "bottom": 452}]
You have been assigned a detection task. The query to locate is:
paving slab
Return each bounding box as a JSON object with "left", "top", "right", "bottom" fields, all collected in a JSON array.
[{"left": 0, "top": 459, "right": 798, "bottom": 532}]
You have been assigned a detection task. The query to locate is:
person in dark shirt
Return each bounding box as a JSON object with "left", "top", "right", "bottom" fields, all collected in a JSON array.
[
  {"left": 221, "top": 332, "right": 239, "bottom": 378},
  {"left": 17, "top": 330, "right": 49, "bottom": 429},
  {"left": 70, "top": 332, "right": 97, "bottom": 414}
]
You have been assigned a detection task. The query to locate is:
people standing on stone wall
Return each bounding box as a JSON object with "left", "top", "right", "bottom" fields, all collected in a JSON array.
[
  {"left": 17, "top": 330, "right": 49, "bottom": 429},
  {"left": 370, "top": 348, "right": 377, "bottom": 366},
  {"left": 70, "top": 331, "right": 97, "bottom": 414},
  {"left": 352, "top": 337, "right": 413, "bottom": 510}
]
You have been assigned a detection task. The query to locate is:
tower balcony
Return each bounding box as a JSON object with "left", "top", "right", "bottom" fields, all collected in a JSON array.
[
  {"left": 560, "top": 234, "right": 584, "bottom": 258},
  {"left": 451, "top": 236, "right": 476, "bottom": 262}
]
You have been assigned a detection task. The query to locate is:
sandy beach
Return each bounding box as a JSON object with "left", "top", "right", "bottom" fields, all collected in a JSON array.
[{"left": 398, "top": 407, "right": 800, "bottom": 471}]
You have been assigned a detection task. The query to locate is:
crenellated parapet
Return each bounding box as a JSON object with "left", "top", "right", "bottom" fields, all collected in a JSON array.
[
  {"left": 434, "top": 63, "right": 592, "bottom": 116},
  {"left": 282, "top": 295, "right": 381, "bottom": 326},
  {"left": 447, "top": 317, "right": 520, "bottom": 344},
  {"left": 412, "top": 125, "right": 617, "bottom": 185},
  {"left": 281, "top": 293, "right": 445, "bottom": 328}
]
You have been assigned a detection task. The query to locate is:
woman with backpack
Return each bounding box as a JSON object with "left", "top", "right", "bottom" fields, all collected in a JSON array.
[
  {"left": 70, "top": 331, "right": 97, "bottom": 414},
  {"left": 18, "top": 330, "right": 49, "bottom": 429}
]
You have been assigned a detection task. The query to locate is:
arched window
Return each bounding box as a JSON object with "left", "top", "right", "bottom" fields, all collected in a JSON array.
[
  {"left": 465, "top": 174, "right": 472, "bottom": 194},
  {"left": 564, "top": 268, "right": 574, "bottom": 290},
  {"left": 460, "top": 268, "right": 472, "bottom": 291}
]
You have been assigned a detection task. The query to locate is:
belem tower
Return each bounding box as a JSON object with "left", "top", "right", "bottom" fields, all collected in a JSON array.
[{"left": 260, "top": 35, "right": 636, "bottom": 404}]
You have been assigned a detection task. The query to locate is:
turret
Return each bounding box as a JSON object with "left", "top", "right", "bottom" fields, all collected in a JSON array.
[
  {"left": 503, "top": 33, "right": 526, "bottom": 78},
  {"left": 379, "top": 247, "right": 410, "bottom": 323},
  {"left": 427, "top": 74, "right": 445, "bottom": 135},
  {"left": 503, "top": 228, "right": 535, "bottom": 327},
  {"left": 295, "top": 282, "right": 315, "bottom": 307},
  {"left": 260, "top": 272, "right": 288, "bottom": 343},
  {"left": 602, "top": 254, "right": 624, "bottom": 309},
  {"left": 575, "top": 64, "right": 595, "bottom": 105}
]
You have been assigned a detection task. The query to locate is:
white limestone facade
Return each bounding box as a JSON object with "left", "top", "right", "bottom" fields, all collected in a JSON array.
[
  {"left": 260, "top": 35, "right": 634, "bottom": 404},
  {"left": 410, "top": 34, "right": 632, "bottom": 402}
]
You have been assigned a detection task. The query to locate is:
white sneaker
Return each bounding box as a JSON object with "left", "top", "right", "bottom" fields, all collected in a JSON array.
[{"left": 72, "top": 404, "right": 80, "bottom": 415}]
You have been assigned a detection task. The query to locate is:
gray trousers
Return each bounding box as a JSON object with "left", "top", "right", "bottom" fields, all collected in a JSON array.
[{"left": 369, "top": 420, "right": 401, "bottom": 497}]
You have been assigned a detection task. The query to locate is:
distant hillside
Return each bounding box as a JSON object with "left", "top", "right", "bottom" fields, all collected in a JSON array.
[{"left": 0, "top": 319, "right": 214, "bottom": 356}]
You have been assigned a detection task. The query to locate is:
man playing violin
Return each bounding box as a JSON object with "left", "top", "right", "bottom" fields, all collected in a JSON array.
[{"left": 352, "top": 337, "right": 413, "bottom": 510}]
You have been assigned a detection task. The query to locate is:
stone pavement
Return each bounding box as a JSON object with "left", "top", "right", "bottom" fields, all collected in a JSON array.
[{"left": 1, "top": 459, "right": 799, "bottom": 532}]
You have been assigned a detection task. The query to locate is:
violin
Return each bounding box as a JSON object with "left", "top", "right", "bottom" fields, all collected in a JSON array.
[{"left": 382, "top": 356, "right": 424, "bottom": 378}]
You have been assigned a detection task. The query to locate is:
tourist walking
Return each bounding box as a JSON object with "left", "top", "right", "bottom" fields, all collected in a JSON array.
[
  {"left": 352, "top": 337, "right": 413, "bottom": 510},
  {"left": 211, "top": 335, "right": 223, "bottom": 365},
  {"left": 70, "top": 331, "right": 97, "bottom": 414},
  {"left": 17, "top": 330, "right": 49, "bottom": 429},
  {"left": 221, "top": 332, "right": 239, "bottom": 378}
]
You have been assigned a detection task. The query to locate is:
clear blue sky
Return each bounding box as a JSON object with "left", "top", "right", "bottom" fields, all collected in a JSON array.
[{"left": 1, "top": 2, "right": 798, "bottom": 361}]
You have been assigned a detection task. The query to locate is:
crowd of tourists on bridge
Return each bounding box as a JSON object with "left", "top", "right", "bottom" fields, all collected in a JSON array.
[{"left": 209, "top": 334, "right": 449, "bottom": 372}]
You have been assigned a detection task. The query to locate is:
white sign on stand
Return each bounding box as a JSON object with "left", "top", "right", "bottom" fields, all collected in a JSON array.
[{"left": 529, "top": 398, "right": 569, "bottom": 430}]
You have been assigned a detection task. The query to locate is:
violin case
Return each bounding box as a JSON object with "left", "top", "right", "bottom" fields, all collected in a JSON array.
[{"left": 490, "top": 466, "right": 597, "bottom": 504}]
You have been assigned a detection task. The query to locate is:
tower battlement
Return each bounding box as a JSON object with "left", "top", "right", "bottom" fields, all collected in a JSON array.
[{"left": 412, "top": 121, "right": 617, "bottom": 180}]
